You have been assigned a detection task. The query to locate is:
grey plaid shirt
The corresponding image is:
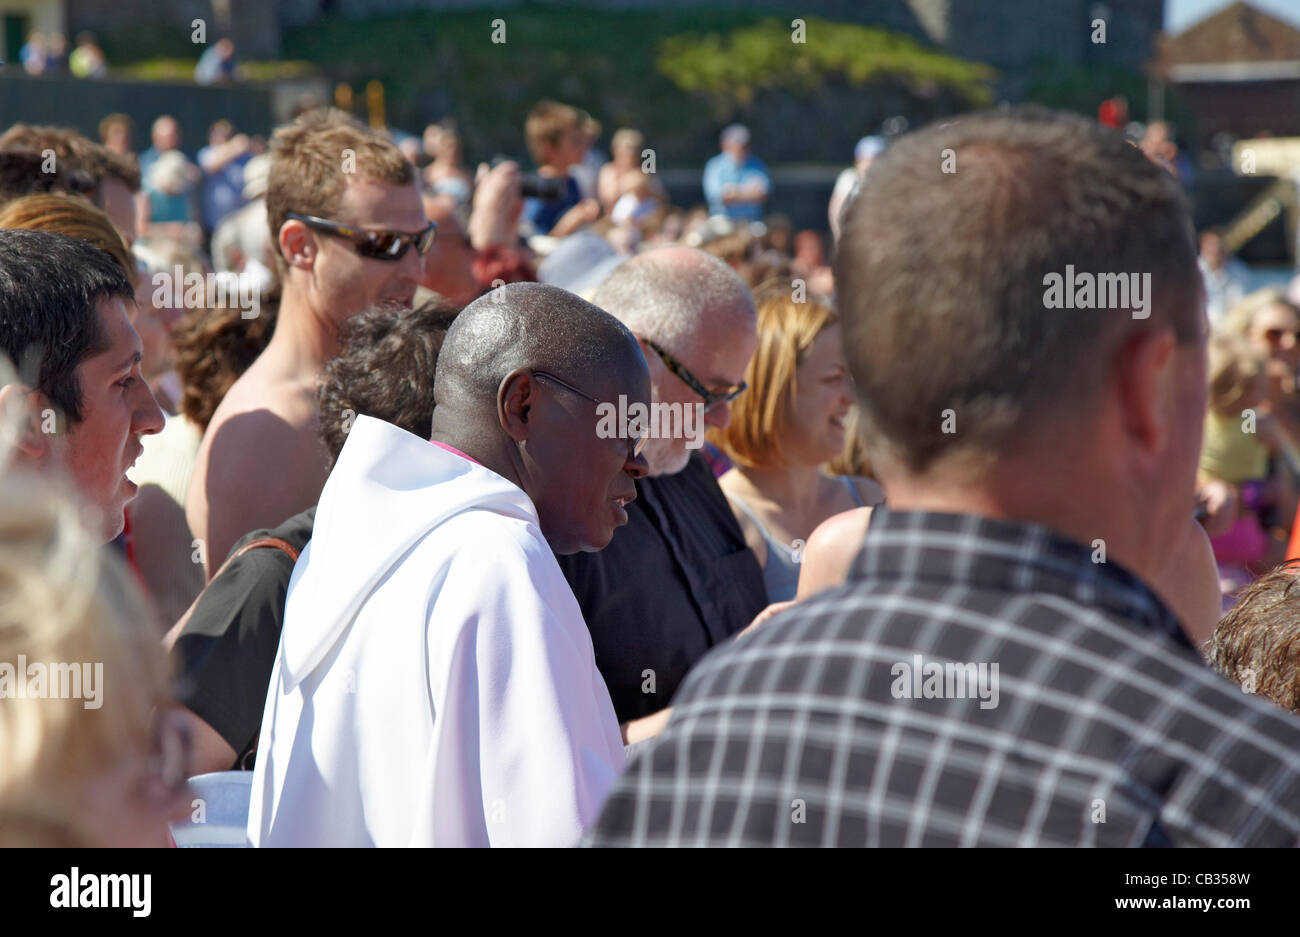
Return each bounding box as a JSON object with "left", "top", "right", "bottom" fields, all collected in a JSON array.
[{"left": 585, "top": 509, "right": 1300, "bottom": 847}]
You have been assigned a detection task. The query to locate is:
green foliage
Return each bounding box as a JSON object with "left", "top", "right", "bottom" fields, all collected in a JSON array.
[
  {"left": 657, "top": 17, "right": 995, "bottom": 116},
  {"left": 89, "top": 20, "right": 318, "bottom": 83},
  {"left": 276, "top": 3, "right": 783, "bottom": 158},
  {"left": 95, "top": 23, "right": 195, "bottom": 65},
  {"left": 117, "top": 59, "right": 318, "bottom": 82},
  {"left": 97, "top": 4, "right": 995, "bottom": 162}
]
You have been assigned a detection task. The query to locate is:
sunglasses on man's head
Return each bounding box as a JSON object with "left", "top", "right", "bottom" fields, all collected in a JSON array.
[
  {"left": 285, "top": 212, "right": 437, "bottom": 261},
  {"left": 641, "top": 338, "right": 747, "bottom": 413}
]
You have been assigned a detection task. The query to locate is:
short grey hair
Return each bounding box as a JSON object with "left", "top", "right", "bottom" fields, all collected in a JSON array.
[
  {"left": 591, "top": 246, "right": 755, "bottom": 347},
  {"left": 434, "top": 282, "right": 640, "bottom": 407}
]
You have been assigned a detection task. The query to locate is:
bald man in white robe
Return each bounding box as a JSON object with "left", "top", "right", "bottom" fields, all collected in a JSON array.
[{"left": 248, "top": 284, "right": 652, "bottom": 846}]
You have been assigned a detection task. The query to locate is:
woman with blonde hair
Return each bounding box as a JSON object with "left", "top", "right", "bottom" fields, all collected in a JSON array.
[
  {"left": 1220, "top": 289, "right": 1300, "bottom": 567},
  {"left": 0, "top": 370, "right": 192, "bottom": 845},
  {"left": 712, "top": 292, "right": 881, "bottom": 602},
  {"left": 1224, "top": 288, "right": 1300, "bottom": 443}
]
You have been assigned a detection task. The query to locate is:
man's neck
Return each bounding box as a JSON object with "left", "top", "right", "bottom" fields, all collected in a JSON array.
[
  {"left": 880, "top": 456, "right": 1159, "bottom": 589},
  {"left": 266, "top": 283, "right": 342, "bottom": 372},
  {"left": 428, "top": 422, "right": 525, "bottom": 492}
]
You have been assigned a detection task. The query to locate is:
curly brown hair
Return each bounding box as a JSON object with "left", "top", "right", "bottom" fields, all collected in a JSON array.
[
  {"left": 317, "top": 298, "right": 459, "bottom": 467},
  {"left": 172, "top": 291, "right": 279, "bottom": 431},
  {"left": 0, "top": 124, "right": 141, "bottom": 193},
  {"left": 1209, "top": 559, "right": 1300, "bottom": 713}
]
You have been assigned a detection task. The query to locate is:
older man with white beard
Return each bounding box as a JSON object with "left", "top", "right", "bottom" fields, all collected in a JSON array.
[{"left": 556, "top": 246, "right": 766, "bottom": 725}]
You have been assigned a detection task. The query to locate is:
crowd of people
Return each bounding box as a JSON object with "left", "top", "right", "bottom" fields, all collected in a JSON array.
[
  {"left": 12, "top": 32, "right": 242, "bottom": 85},
  {"left": 4, "top": 92, "right": 1300, "bottom": 848},
  {"left": 14, "top": 31, "right": 109, "bottom": 79}
]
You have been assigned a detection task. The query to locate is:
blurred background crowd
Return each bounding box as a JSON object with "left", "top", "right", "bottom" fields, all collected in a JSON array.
[{"left": 5, "top": 0, "right": 1300, "bottom": 847}]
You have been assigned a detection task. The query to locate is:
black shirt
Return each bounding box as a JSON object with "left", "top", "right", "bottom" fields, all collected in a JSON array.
[
  {"left": 557, "top": 453, "right": 767, "bottom": 722},
  {"left": 171, "top": 507, "right": 315, "bottom": 767}
]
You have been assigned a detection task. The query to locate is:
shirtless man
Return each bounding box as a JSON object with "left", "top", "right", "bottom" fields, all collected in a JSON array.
[{"left": 187, "top": 109, "right": 430, "bottom": 576}]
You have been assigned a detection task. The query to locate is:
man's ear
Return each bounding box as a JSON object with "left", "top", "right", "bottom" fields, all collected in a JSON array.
[
  {"left": 278, "top": 219, "right": 315, "bottom": 272},
  {"left": 1113, "top": 326, "right": 1177, "bottom": 457},
  {"left": 0, "top": 383, "right": 55, "bottom": 459},
  {"left": 498, "top": 369, "right": 538, "bottom": 443}
]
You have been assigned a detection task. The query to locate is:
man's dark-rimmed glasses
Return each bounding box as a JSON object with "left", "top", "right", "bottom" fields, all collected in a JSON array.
[
  {"left": 532, "top": 370, "right": 649, "bottom": 459},
  {"left": 641, "top": 338, "right": 747, "bottom": 413}
]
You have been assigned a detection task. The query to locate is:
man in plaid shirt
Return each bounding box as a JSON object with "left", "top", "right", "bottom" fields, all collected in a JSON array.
[{"left": 585, "top": 107, "right": 1300, "bottom": 847}]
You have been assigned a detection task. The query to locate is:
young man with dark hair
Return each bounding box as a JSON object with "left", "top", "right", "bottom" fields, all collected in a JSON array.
[
  {"left": 588, "top": 107, "right": 1300, "bottom": 848},
  {"left": 0, "top": 229, "right": 164, "bottom": 541}
]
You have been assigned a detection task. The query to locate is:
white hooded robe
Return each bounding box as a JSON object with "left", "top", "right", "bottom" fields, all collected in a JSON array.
[{"left": 246, "top": 415, "right": 625, "bottom": 847}]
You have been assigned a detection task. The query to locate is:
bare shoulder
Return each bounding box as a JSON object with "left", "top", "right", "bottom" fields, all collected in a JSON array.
[
  {"left": 195, "top": 372, "right": 323, "bottom": 487},
  {"left": 796, "top": 506, "right": 873, "bottom": 600},
  {"left": 187, "top": 367, "right": 329, "bottom": 570},
  {"left": 207, "top": 366, "right": 320, "bottom": 432},
  {"left": 806, "top": 506, "right": 873, "bottom": 562},
  {"left": 205, "top": 402, "right": 324, "bottom": 467}
]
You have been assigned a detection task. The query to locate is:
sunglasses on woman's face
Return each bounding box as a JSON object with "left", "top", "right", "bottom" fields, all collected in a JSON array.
[
  {"left": 286, "top": 212, "right": 437, "bottom": 261},
  {"left": 1265, "top": 328, "right": 1300, "bottom": 345}
]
